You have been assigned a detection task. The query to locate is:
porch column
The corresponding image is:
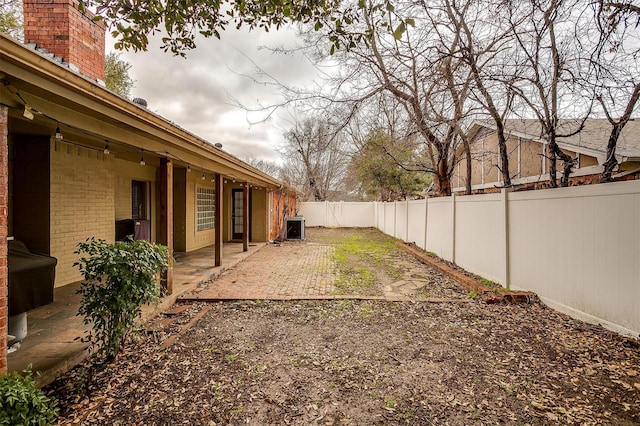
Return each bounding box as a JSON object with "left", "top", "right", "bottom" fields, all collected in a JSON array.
[
  {"left": 242, "top": 183, "right": 249, "bottom": 252},
  {"left": 158, "top": 158, "right": 174, "bottom": 295},
  {"left": 214, "top": 173, "right": 223, "bottom": 266},
  {"left": 0, "top": 106, "right": 8, "bottom": 373}
]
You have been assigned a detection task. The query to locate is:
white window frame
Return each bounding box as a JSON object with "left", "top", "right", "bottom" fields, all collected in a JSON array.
[{"left": 196, "top": 186, "right": 216, "bottom": 232}]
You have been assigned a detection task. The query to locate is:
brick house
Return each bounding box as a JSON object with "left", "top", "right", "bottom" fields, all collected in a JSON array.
[
  {"left": 453, "top": 119, "right": 640, "bottom": 193},
  {"left": 0, "top": 0, "right": 296, "bottom": 373}
]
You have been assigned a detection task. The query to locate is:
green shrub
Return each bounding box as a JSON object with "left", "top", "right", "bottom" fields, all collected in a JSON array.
[
  {"left": 74, "top": 237, "right": 169, "bottom": 362},
  {"left": 0, "top": 368, "right": 59, "bottom": 425}
]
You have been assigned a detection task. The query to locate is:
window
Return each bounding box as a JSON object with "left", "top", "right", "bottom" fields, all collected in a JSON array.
[{"left": 197, "top": 187, "right": 216, "bottom": 231}]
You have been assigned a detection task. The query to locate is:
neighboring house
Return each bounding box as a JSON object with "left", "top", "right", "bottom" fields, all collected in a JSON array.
[
  {"left": 453, "top": 119, "right": 640, "bottom": 193},
  {"left": 0, "top": 0, "right": 296, "bottom": 373}
]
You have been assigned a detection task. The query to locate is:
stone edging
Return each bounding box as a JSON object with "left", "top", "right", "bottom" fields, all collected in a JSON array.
[{"left": 396, "top": 242, "right": 537, "bottom": 304}]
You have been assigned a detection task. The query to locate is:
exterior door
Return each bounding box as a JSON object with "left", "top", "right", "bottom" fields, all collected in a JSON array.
[
  {"left": 131, "top": 180, "right": 148, "bottom": 220},
  {"left": 232, "top": 189, "right": 243, "bottom": 240}
]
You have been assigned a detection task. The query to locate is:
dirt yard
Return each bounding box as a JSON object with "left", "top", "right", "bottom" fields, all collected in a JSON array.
[{"left": 48, "top": 228, "right": 640, "bottom": 425}]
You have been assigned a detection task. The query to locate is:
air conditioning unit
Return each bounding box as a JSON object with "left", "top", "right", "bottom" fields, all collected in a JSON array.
[{"left": 286, "top": 216, "right": 305, "bottom": 240}]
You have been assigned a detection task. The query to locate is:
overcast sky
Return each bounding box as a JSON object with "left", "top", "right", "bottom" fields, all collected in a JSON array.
[{"left": 109, "top": 27, "right": 319, "bottom": 164}]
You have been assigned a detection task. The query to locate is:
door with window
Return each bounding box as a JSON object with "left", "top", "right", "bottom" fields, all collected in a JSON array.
[
  {"left": 131, "top": 180, "right": 150, "bottom": 240},
  {"left": 232, "top": 189, "right": 243, "bottom": 240}
]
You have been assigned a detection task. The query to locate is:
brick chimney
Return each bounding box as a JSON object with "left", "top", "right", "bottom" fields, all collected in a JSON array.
[{"left": 23, "top": 0, "right": 106, "bottom": 81}]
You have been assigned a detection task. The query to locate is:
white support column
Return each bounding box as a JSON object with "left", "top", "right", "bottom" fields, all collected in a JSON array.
[
  {"left": 451, "top": 193, "right": 457, "bottom": 264},
  {"left": 393, "top": 201, "right": 397, "bottom": 238},
  {"left": 423, "top": 197, "right": 429, "bottom": 251},
  {"left": 383, "top": 202, "right": 386, "bottom": 234},
  {"left": 324, "top": 200, "right": 328, "bottom": 228},
  {"left": 502, "top": 188, "right": 511, "bottom": 289},
  {"left": 405, "top": 198, "right": 410, "bottom": 242},
  {"left": 374, "top": 201, "right": 378, "bottom": 230}
]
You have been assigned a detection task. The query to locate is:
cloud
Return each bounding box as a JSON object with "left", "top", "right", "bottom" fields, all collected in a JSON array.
[{"left": 110, "top": 26, "right": 318, "bottom": 163}]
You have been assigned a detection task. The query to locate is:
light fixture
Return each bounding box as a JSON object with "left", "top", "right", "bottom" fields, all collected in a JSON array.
[
  {"left": 140, "top": 150, "right": 145, "bottom": 166},
  {"left": 201, "top": 173, "right": 205, "bottom": 180},
  {"left": 186, "top": 164, "right": 191, "bottom": 173},
  {"left": 103, "top": 140, "right": 110, "bottom": 155},
  {"left": 224, "top": 179, "right": 228, "bottom": 184},
  {"left": 211, "top": 176, "right": 215, "bottom": 183},
  {"left": 23, "top": 105, "right": 34, "bottom": 120},
  {"left": 55, "top": 124, "right": 63, "bottom": 141}
]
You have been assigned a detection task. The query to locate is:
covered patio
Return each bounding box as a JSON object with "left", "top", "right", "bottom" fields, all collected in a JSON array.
[
  {"left": 1, "top": 22, "right": 298, "bottom": 377},
  {"left": 7, "top": 241, "right": 265, "bottom": 386}
]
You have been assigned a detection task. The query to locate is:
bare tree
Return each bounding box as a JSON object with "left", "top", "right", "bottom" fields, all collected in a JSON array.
[
  {"left": 306, "top": 0, "right": 484, "bottom": 196},
  {"left": 445, "top": 0, "right": 520, "bottom": 188},
  {"left": 594, "top": 1, "right": 640, "bottom": 182},
  {"left": 508, "top": 0, "right": 595, "bottom": 187},
  {"left": 280, "top": 116, "right": 351, "bottom": 201},
  {"left": 243, "top": 156, "right": 282, "bottom": 179}
]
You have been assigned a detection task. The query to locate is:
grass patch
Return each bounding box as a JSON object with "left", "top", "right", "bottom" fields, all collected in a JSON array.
[
  {"left": 478, "top": 278, "right": 508, "bottom": 292},
  {"left": 331, "top": 230, "right": 403, "bottom": 295}
]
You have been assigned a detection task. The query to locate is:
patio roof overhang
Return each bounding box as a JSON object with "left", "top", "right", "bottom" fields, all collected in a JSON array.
[{"left": 0, "top": 33, "right": 282, "bottom": 188}]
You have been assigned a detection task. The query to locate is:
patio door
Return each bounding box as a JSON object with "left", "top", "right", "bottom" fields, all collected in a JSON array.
[
  {"left": 131, "top": 180, "right": 149, "bottom": 220},
  {"left": 232, "top": 189, "right": 243, "bottom": 240},
  {"left": 131, "top": 180, "right": 151, "bottom": 240}
]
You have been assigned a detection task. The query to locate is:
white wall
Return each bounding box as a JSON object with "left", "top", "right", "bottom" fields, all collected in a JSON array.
[
  {"left": 407, "top": 199, "right": 427, "bottom": 249},
  {"left": 426, "top": 197, "right": 454, "bottom": 261},
  {"left": 508, "top": 182, "right": 640, "bottom": 337},
  {"left": 299, "top": 201, "right": 375, "bottom": 228},
  {"left": 299, "top": 179, "right": 640, "bottom": 337},
  {"left": 395, "top": 201, "right": 408, "bottom": 242},
  {"left": 454, "top": 193, "right": 506, "bottom": 285}
]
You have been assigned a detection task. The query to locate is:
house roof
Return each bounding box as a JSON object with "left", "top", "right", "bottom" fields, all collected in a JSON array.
[
  {"left": 0, "top": 33, "right": 283, "bottom": 188},
  {"left": 471, "top": 118, "right": 640, "bottom": 162}
]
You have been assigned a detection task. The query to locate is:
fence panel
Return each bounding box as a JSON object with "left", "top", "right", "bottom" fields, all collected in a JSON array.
[
  {"left": 341, "top": 202, "right": 376, "bottom": 227},
  {"left": 425, "top": 197, "right": 454, "bottom": 261},
  {"left": 325, "top": 202, "right": 342, "bottom": 227},
  {"left": 455, "top": 193, "right": 506, "bottom": 285},
  {"left": 508, "top": 181, "right": 640, "bottom": 336},
  {"left": 395, "top": 202, "right": 408, "bottom": 241},
  {"left": 407, "top": 199, "right": 427, "bottom": 249},
  {"left": 299, "top": 202, "right": 376, "bottom": 228},
  {"left": 301, "top": 182, "right": 640, "bottom": 336},
  {"left": 383, "top": 203, "right": 395, "bottom": 236},
  {"left": 299, "top": 202, "right": 327, "bottom": 227}
]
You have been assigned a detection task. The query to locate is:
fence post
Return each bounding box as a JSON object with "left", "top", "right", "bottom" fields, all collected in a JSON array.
[
  {"left": 405, "top": 198, "right": 409, "bottom": 242},
  {"left": 324, "top": 201, "right": 328, "bottom": 227},
  {"left": 393, "top": 201, "right": 397, "bottom": 238},
  {"left": 451, "top": 193, "right": 457, "bottom": 264},
  {"left": 423, "top": 197, "right": 429, "bottom": 251},
  {"left": 373, "top": 202, "right": 377, "bottom": 230},
  {"left": 502, "top": 188, "right": 511, "bottom": 289}
]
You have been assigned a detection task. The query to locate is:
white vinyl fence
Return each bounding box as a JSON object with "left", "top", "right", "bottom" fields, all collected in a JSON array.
[{"left": 299, "top": 179, "right": 640, "bottom": 337}]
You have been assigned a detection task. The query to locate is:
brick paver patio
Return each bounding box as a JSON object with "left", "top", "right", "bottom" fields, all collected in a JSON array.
[
  {"left": 180, "top": 232, "right": 471, "bottom": 303},
  {"left": 181, "top": 242, "right": 338, "bottom": 300}
]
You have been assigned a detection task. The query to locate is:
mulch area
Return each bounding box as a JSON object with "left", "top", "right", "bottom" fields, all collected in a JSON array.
[{"left": 47, "top": 228, "right": 640, "bottom": 425}]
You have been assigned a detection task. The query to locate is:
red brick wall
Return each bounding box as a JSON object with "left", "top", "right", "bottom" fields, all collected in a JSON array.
[
  {"left": 23, "top": 0, "right": 106, "bottom": 81},
  {"left": 270, "top": 190, "right": 297, "bottom": 241},
  {"left": 0, "top": 106, "right": 8, "bottom": 374}
]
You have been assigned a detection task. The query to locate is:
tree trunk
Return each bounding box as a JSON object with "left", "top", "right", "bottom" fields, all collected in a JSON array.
[
  {"left": 463, "top": 138, "right": 472, "bottom": 195},
  {"left": 600, "top": 83, "right": 640, "bottom": 182},
  {"left": 436, "top": 159, "right": 452, "bottom": 196},
  {"left": 548, "top": 142, "right": 558, "bottom": 188}
]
